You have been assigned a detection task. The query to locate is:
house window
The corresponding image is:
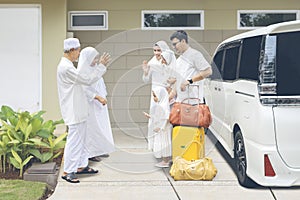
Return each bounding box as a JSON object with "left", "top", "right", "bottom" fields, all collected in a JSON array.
[
  {"left": 142, "top": 10, "right": 204, "bottom": 30},
  {"left": 68, "top": 11, "right": 108, "bottom": 30},
  {"left": 238, "top": 10, "right": 299, "bottom": 30}
]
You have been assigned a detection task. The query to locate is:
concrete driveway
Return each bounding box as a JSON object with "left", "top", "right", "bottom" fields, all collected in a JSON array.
[{"left": 49, "top": 127, "right": 300, "bottom": 200}]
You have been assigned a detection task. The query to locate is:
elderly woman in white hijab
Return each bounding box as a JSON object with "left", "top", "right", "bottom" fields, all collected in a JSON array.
[
  {"left": 148, "top": 86, "right": 172, "bottom": 168},
  {"left": 77, "top": 47, "right": 115, "bottom": 163},
  {"left": 142, "top": 41, "right": 172, "bottom": 151}
]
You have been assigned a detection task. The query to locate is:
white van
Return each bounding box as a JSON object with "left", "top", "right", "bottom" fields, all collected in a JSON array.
[{"left": 206, "top": 20, "right": 300, "bottom": 187}]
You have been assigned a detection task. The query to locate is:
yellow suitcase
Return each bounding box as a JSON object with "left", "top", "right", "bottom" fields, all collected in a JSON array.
[{"left": 172, "top": 126, "right": 205, "bottom": 161}]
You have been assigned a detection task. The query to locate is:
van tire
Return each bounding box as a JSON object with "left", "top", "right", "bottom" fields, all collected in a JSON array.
[{"left": 234, "top": 130, "right": 255, "bottom": 187}]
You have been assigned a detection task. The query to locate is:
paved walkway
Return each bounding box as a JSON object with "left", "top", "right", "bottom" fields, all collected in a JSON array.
[{"left": 49, "top": 128, "right": 300, "bottom": 200}]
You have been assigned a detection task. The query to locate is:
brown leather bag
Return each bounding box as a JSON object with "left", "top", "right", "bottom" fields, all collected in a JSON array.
[{"left": 169, "top": 98, "right": 212, "bottom": 128}]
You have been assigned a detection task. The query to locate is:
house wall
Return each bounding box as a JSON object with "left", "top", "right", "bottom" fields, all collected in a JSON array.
[
  {"left": 67, "top": 0, "right": 300, "bottom": 128},
  {"left": 0, "top": 0, "right": 67, "bottom": 130}
]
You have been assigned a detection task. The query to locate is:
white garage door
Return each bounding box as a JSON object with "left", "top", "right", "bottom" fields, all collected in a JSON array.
[{"left": 0, "top": 5, "right": 41, "bottom": 113}]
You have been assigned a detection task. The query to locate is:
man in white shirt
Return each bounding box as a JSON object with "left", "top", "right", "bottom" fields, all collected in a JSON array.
[
  {"left": 169, "top": 30, "right": 212, "bottom": 103},
  {"left": 57, "top": 38, "right": 110, "bottom": 183}
]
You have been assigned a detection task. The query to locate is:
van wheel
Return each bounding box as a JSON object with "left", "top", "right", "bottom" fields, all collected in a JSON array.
[{"left": 234, "top": 130, "right": 254, "bottom": 187}]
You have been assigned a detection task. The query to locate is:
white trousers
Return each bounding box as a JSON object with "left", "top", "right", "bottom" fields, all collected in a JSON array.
[{"left": 63, "top": 121, "right": 89, "bottom": 173}]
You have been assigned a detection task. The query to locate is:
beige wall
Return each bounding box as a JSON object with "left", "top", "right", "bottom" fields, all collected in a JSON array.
[
  {"left": 73, "top": 29, "right": 245, "bottom": 127},
  {"left": 67, "top": 0, "right": 300, "bottom": 128},
  {"left": 0, "top": 0, "right": 67, "bottom": 128},
  {"left": 68, "top": 0, "right": 300, "bottom": 30},
  {"left": 3, "top": 0, "right": 295, "bottom": 128},
  {"left": 2, "top": 0, "right": 297, "bottom": 128}
]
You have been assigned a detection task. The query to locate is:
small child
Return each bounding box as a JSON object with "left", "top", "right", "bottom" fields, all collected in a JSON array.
[{"left": 144, "top": 86, "right": 172, "bottom": 168}]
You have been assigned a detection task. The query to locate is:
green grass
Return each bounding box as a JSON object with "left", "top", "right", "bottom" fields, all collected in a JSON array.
[{"left": 0, "top": 179, "right": 46, "bottom": 200}]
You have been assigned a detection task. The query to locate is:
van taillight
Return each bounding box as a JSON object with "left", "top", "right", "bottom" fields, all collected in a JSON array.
[{"left": 264, "top": 154, "right": 276, "bottom": 177}]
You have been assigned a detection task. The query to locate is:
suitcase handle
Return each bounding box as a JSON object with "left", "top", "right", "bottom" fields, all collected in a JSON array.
[
  {"left": 181, "top": 98, "right": 202, "bottom": 104},
  {"left": 186, "top": 84, "right": 204, "bottom": 104}
]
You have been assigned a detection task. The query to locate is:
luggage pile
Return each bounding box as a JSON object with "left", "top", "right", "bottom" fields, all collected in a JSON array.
[{"left": 169, "top": 85, "right": 217, "bottom": 181}]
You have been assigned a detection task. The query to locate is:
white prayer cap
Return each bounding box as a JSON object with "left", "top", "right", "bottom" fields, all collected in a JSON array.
[{"left": 64, "top": 38, "right": 80, "bottom": 51}]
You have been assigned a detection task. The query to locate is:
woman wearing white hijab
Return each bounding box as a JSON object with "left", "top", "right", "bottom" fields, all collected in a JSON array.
[
  {"left": 78, "top": 47, "right": 115, "bottom": 162},
  {"left": 150, "top": 86, "right": 172, "bottom": 168},
  {"left": 142, "top": 41, "right": 172, "bottom": 151}
]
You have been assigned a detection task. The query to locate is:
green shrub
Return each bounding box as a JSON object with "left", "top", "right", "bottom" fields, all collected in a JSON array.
[{"left": 0, "top": 105, "right": 66, "bottom": 177}]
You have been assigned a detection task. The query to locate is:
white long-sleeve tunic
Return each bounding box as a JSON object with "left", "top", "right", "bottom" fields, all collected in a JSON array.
[{"left": 56, "top": 57, "right": 106, "bottom": 125}]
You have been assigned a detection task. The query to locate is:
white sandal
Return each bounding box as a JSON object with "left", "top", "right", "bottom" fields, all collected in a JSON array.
[{"left": 155, "top": 161, "right": 169, "bottom": 168}]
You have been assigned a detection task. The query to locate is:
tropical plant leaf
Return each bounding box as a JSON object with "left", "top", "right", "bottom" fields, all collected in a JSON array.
[
  {"left": 42, "top": 120, "right": 53, "bottom": 130},
  {"left": 30, "top": 118, "right": 42, "bottom": 134},
  {"left": 53, "top": 119, "right": 64, "bottom": 126},
  {"left": 53, "top": 132, "right": 67, "bottom": 146},
  {"left": 22, "top": 142, "right": 35, "bottom": 146},
  {"left": 8, "top": 115, "right": 18, "bottom": 126},
  {"left": 22, "top": 155, "right": 33, "bottom": 166},
  {"left": 31, "top": 110, "right": 46, "bottom": 118},
  {"left": 25, "top": 124, "right": 32, "bottom": 141},
  {"left": 7, "top": 130, "right": 15, "bottom": 141},
  {"left": 11, "top": 149, "right": 22, "bottom": 164},
  {"left": 46, "top": 136, "right": 53, "bottom": 146},
  {"left": 9, "top": 157, "right": 20, "bottom": 169},
  {"left": 52, "top": 151, "right": 62, "bottom": 159},
  {"left": 28, "top": 138, "right": 49, "bottom": 148},
  {"left": 41, "top": 152, "right": 53, "bottom": 163},
  {"left": 36, "top": 129, "right": 51, "bottom": 139},
  {"left": 11, "top": 129, "right": 23, "bottom": 142},
  {"left": 2, "top": 135, "right": 9, "bottom": 144},
  {"left": 1, "top": 105, "right": 15, "bottom": 118},
  {"left": 1, "top": 120, "right": 13, "bottom": 131},
  {"left": 29, "top": 149, "right": 42, "bottom": 160},
  {"left": 54, "top": 141, "right": 66, "bottom": 151},
  {"left": 0, "top": 111, "right": 6, "bottom": 121},
  {"left": 8, "top": 140, "right": 20, "bottom": 144},
  {"left": 42, "top": 120, "right": 56, "bottom": 133}
]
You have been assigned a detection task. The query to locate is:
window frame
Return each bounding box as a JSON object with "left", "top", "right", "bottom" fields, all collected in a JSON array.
[
  {"left": 141, "top": 10, "right": 204, "bottom": 30},
  {"left": 238, "top": 36, "right": 263, "bottom": 81},
  {"left": 219, "top": 41, "right": 242, "bottom": 81},
  {"left": 237, "top": 10, "right": 300, "bottom": 30},
  {"left": 68, "top": 11, "right": 108, "bottom": 31}
]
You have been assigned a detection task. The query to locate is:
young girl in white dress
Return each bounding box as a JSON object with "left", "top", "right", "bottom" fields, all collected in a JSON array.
[{"left": 144, "top": 86, "right": 172, "bottom": 168}]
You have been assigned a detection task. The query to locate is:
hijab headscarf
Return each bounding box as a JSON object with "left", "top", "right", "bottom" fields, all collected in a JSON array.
[
  {"left": 151, "top": 86, "right": 170, "bottom": 120},
  {"left": 77, "top": 47, "right": 99, "bottom": 74},
  {"left": 154, "top": 40, "right": 170, "bottom": 51},
  {"left": 161, "top": 49, "right": 176, "bottom": 66}
]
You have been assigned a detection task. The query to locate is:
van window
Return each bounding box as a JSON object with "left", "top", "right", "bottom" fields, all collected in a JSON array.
[
  {"left": 239, "top": 36, "right": 262, "bottom": 81},
  {"left": 276, "top": 31, "right": 300, "bottom": 95},
  {"left": 211, "top": 49, "right": 224, "bottom": 80},
  {"left": 223, "top": 45, "right": 240, "bottom": 80}
]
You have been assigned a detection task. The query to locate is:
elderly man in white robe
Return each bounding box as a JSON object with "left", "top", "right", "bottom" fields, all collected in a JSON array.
[{"left": 57, "top": 38, "right": 110, "bottom": 183}]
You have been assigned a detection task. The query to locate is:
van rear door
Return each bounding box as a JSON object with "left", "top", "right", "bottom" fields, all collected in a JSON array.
[
  {"left": 272, "top": 30, "right": 300, "bottom": 168},
  {"left": 273, "top": 106, "right": 300, "bottom": 168}
]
